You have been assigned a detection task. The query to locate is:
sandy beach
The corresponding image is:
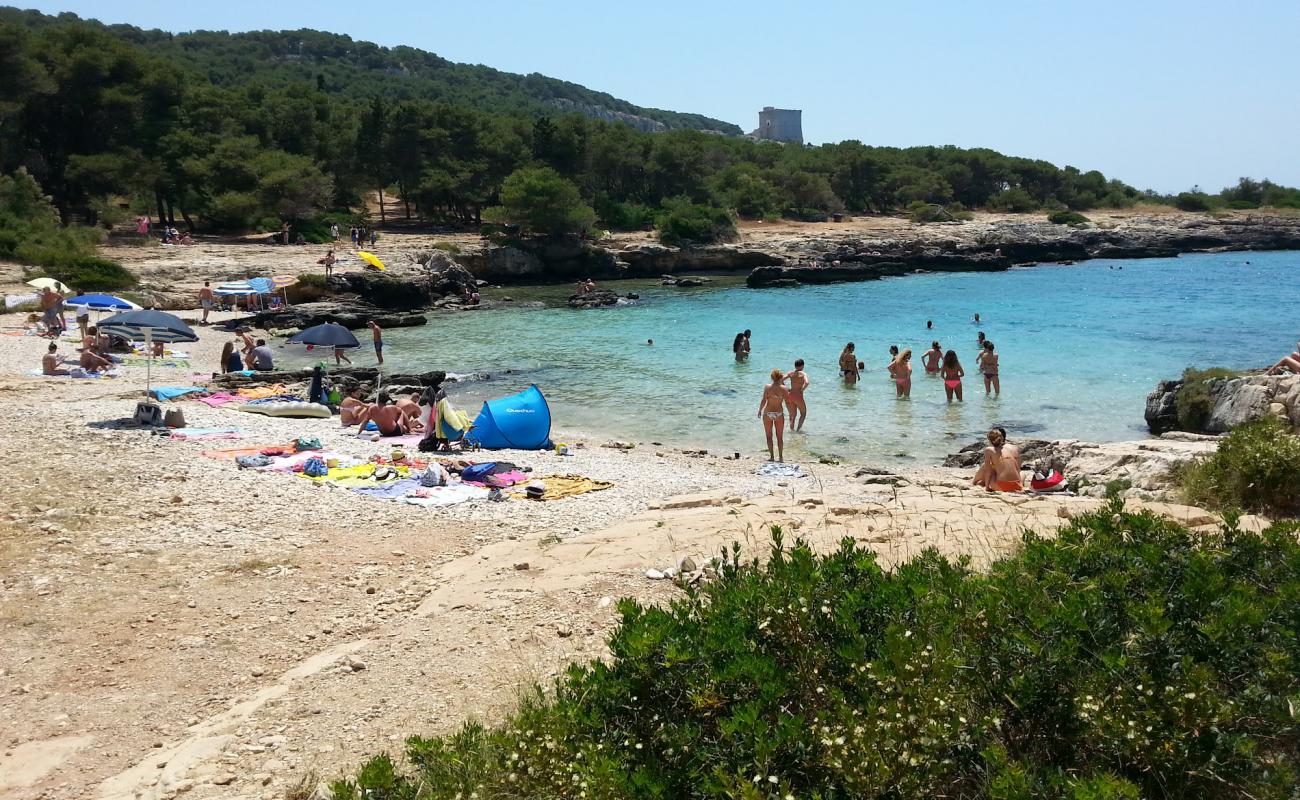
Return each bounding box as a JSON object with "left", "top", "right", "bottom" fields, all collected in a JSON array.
[{"left": 0, "top": 285, "right": 1257, "bottom": 800}]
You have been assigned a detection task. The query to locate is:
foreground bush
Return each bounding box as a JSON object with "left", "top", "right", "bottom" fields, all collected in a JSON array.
[
  {"left": 1180, "top": 418, "right": 1300, "bottom": 516},
  {"left": 333, "top": 505, "right": 1300, "bottom": 799}
]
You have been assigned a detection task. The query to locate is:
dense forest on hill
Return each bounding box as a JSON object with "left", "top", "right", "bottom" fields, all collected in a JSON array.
[{"left": 1, "top": 7, "right": 1296, "bottom": 250}]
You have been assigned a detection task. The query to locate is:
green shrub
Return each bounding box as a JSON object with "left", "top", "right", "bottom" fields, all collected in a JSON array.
[
  {"left": 332, "top": 506, "right": 1300, "bottom": 799},
  {"left": 482, "top": 166, "right": 596, "bottom": 237},
  {"left": 595, "top": 198, "right": 656, "bottom": 231},
  {"left": 1224, "top": 199, "right": 1259, "bottom": 210},
  {"left": 1174, "top": 366, "right": 1237, "bottom": 431},
  {"left": 656, "top": 198, "right": 736, "bottom": 246},
  {"left": 988, "top": 187, "right": 1039, "bottom": 213},
  {"left": 909, "top": 201, "right": 973, "bottom": 223},
  {"left": 1179, "top": 418, "right": 1300, "bottom": 515},
  {"left": 430, "top": 242, "right": 461, "bottom": 254},
  {"left": 44, "top": 256, "right": 137, "bottom": 291},
  {"left": 1048, "top": 210, "right": 1090, "bottom": 225},
  {"left": 1174, "top": 192, "right": 1213, "bottom": 212}
]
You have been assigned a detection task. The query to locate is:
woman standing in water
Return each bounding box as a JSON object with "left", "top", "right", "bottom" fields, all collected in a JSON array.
[
  {"left": 922, "top": 341, "right": 943, "bottom": 374},
  {"left": 733, "top": 330, "right": 752, "bottom": 362},
  {"left": 785, "top": 358, "right": 810, "bottom": 431},
  {"left": 886, "top": 345, "right": 900, "bottom": 380},
  {"left": 839, "top": 342, "right": 859, "bottom": 385},
  {"left": 757, "top": 368, "right": 790, "bottom": 462},
  {"left": 976, "top": 340, "right": 1000, "bottom": 396},
  {"left": 940, "top": 349, "right": 965, "bottom": 402},
  {"left": 892, "top": 349, "right": 913, "bottom": 398}
]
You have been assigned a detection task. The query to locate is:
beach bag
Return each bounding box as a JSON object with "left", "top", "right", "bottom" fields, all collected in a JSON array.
[
  {"left": 295, "top": 436, "right": 322, "bottom": 452},
  {"left": 419, "top": 466, "right": 447, "bottom": 488},
  {"left": 1030, "top": 470, "right": 1067, "bottom": 492},
  {"left": 460, "top": 462, "right": 498, "bottom": 483},
  {"left": 236, "top": 455, "right": 271, "bottom": 469},
  {"left": 302, "top": 457, "right": 328, "bottom": 477},
  {"left": 163, "top": 408, "right": 186, "bottom": 428}
]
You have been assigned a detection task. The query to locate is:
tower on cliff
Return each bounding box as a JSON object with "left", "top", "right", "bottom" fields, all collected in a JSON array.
[{"left": 751, "top": 107, "right": 803, "bottom": 144}]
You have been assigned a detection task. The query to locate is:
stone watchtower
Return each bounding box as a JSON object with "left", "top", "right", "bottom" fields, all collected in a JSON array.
[{"left": 752, "top": 107, "right": 803, "bottom": 144}]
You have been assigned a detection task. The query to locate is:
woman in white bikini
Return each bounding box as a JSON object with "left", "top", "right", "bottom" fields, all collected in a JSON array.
[{"left": 757, "top": 368, "right": 790, "bottom": 462}]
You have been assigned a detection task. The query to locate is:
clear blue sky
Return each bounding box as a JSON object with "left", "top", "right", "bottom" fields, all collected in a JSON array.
[{"left": 23, "top": 0, "right": 1300, "bottom": 192}]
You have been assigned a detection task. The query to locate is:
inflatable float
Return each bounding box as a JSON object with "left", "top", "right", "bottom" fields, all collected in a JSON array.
[{"left": 239, "top": 401, "right": 332, "bottom": 419}]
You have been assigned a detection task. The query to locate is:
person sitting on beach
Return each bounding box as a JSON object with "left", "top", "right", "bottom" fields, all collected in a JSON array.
[
  {"left": 922, "top": 341, "right": 943, "bottom": 374},
  {"left": 940, "top": 350, "right": 965, "bottom": 403},
  {"left": 1267, "top": 339, "right": 1300, "bottom": 375},
  {"left": 151, "top": 340, "right": 165, "bottom": 358},
  {"left": 757, "top": 368, "right": 789, "bottom": 462},
  {"left": 220, "top": 341, "right": 241, "bottom": 374},
  {"left": 977, "top": 340, "right": 1000, "bottom": 396},
  {"left": 892, "top": 349, "right": 913, "bottom": 399},
  {"left": 245, "top": 339, "right": 275, "bottom": 371},
  {"left": 237, "top": 327, "right": 255, "bottom": 355},
  {"left": 839, "top": 342, "right": 859, "bottom": 385},
  {"left": 339, "top": 388, "right": 368, "bottom": 426},
  {"left": 80, "top": 346, "right": 113, "bottom": 372},
  {"left": 972, "top": 427, "right": 1022, "bottom": 492},
  {"left": 42, "top": 342, "right": 71, "bottom": 375},
  {"left": 395, "top": 393, "right": 425, "bottom": 432},
  {"left": 356, "top": 392, "right": 408, "bottom": 437},
  {"left": 785, "top": 358, "right": 809, "bottom": 432},
  {"left": 81, "top": 325, "right": 106, "bottom": 356}
]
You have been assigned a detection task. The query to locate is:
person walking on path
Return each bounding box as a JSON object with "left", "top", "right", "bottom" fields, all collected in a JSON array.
[
  {"left": 369, "top": 320, "right": 384, "bottom": 365},
  {"left": 198, "top": 281, "right": 214, "bottom": 324}
]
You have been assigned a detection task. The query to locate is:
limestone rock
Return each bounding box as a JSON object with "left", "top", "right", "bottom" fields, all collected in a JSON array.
[{"left": 1206, "top": 380, "right": 1273, "bottom": 433}]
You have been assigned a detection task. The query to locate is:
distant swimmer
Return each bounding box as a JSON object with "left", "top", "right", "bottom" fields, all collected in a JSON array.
[
  {"left": 757, "top": 368, "right": 789, "bottom": 462},
  {"left": 892, "top": 349, "right": 912, "bottom": 399},
  {"left": 646, "top": 339, "right": 653, "bottom": 346},
  {"left": 972, "top": 427, "right": 1022, "bottom": 492},
  {"left": 926, "top": 320, "right": 933, "bottom": 330},
  {"left": 785, "top": 358, "right": 809, "bottom": 432},
  {"left": 976, "top": 330, "right": 986, "bottom": 354},
  {"left": 977, "top": 340, "right": 1000, "bottom": 397},
  {"left": 886, "top": 345, "right": 900, "bottom": 379},
  {"left": 940, "top": 350, "right": 965, "bottom": 403},
  {"left": 973, "top": 313, "right": 981, "bottom": 324},
  {"left": 839, "top": 342, "right": 859, "bottom": 385},
  {"left": 922, "top": 341, "right": 943, "bottom": 374}
]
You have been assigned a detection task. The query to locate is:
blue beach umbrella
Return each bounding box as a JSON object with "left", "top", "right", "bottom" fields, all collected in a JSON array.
[
  {"left": 65, "top": 293, "right": 139, "bottom": 311},
  {"left": 97, "top": 309, "right": 200, "bottom": 398},
  {"left": 288, "top": 322, "right": 360, "bottom": 349}
]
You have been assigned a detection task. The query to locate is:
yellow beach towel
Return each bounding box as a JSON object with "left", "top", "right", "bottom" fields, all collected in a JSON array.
[{"left": 513, "top": 474, "right": 614, "bottom": 501}]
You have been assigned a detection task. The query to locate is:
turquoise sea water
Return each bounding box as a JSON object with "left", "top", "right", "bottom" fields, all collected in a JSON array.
[{"left": 329, "top": 250, "right": 1298, "bottom": 464}]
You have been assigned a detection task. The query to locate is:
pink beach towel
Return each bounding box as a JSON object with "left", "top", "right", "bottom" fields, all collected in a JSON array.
[{"left": 198, "top": 393, "right": 239, "bottom": 407}]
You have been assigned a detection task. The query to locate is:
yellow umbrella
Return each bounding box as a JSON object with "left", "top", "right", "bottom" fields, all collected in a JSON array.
[
  {"left": 26, "top": 277, "right": 71, "bottom": 293},
  {"left": 271, "top": 275, "right": 299, "bottom": 288},
  {"left": 357, "top": 251, "right": 386, "bottom": 271}
]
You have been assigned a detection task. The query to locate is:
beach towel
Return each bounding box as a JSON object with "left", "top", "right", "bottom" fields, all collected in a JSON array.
[
  {"left": 403, "top": 484, "right": 491, "bottom": 507},
  {"left": 755, "top": 462, "right": 807, "bottom": 479},
  {"left": 169, "top": 427, "right": 243, "bottom": 441},
  {"left": 512, "top": 474, "right": 613, "bottom": 501},
  {"left": 120, "top": 357, "right": 192, "bottom": 368},
  {"left": 353, "top": 477, "right": 422, "bottom": 499},
  {"left": 201, "top": 443, "right": 296, "bottom": 461},
  {"left": 198, "top": 393, "right": 239, "bottom": 407},
  {"left": 27, "top": 368, "right": 119, "bottom": 378},
  {"left": 150, "top": 386, "right": 206, "bottom": 401},
  {"left": 236, "top": 385, "right": 288, "bottom": 400},
  {"left": 299, "top": 463, "right": 409, "bottom": 488}
]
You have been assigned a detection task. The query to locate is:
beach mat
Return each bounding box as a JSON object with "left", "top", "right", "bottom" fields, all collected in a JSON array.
[
  {"left": 513, "top": 474, "right": 613, "bottom": 501},
  {"left": 120, "top": 356, "right": 192, "bottom": 368},
  {"left": 201, "top": 443, "right": 296, "bottom": 461}
]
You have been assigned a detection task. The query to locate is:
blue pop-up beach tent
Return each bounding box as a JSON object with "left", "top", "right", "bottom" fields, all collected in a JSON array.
[{"left": 469, "top": 385, "right": 552, "bottom": 450}]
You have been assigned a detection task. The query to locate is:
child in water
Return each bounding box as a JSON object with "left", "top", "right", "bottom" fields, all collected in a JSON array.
[
  {"left": 940, "top": 350, "right": 964, "bottom": 402},
  {"left": 892, "top": 349, "right": 912, "bottom": 398}
]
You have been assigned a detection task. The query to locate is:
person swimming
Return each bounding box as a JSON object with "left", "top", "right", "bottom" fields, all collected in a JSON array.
[
  {"left": 940, "top": 349, "right": 964, "bottom": 403},
  {"left": 972, "top": 427, "right": 1022, "bottom": 492},
  {"left": 926, "top": 320, "right": 933, "bottom": 330},
  {"left": 757, "top": 368, "right": 789, "bottom": 462},
  {"left": 977, "top": 340, "right": 1000, "bottom": 397},
  {"left": 838, "top": 342, "right": 859, "bottom": 385},
  {"left": 785, "top": 358, "right": 809, "bottom": 432},
  {"left": 922, "top": 341, "right": 943, "bottom": 373},
  {"left": 976, "top": 331, "right": 986, "bottom": 353},
  {"left": 973, "top": 313, "right": 981, "bottom": 324},
  {"left": 892, "top": 349, "right": 913, "bottom": 399}
]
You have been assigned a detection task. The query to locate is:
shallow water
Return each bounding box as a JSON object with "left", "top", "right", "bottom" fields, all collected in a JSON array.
[{"left": 318, "top": 250, "right": 1299, "bottom": 464}]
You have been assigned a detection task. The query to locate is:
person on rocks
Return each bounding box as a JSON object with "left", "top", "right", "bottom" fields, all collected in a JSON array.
[
  {"left": 977, "top": 340, "right": 1000, "bottom": 397},
  {"left": 42, "top": 342, "right": 71, "bottom": 375},
  {"left": 356, "top": 392, "right": 408, "bottom": 436},
  {"left": 368, "top": 320, "right": 384, "bottom": 365},
  {"left": 839, "top": 342, "right": 859, "bottom": 385},
  {"left": 245, "top": 339, "right": 275, "bottom": 371},
  {"left": 922, "top": 341, "right": 944, "bottom": 374},
  {"left": 1267, "top": 339, "right": 1300, "bottom": 375},
  {"left": 972, "top": 427, "right": 1022, "bottom": 492},
  {"left": 758, "top": 368, "right": 789, "bottom": 462},
  {"left": 198, "top": 281, "right": 214, "bottom": 324},
  {"left": 785, "top": 358, "right": 810, "bottom": 432}
]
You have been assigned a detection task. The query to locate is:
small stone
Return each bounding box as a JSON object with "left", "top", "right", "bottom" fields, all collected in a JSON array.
[
  {"left": 250, "top": 666, "right": 265, "bottom": 677},
  {"left": 350, "top": 660, "right": 367, "bottom": 672},
  {"left": 211, "top": 773, "right": 236, "bottom": 786},
  {"left": 645, "top": 569, "right": 666, "bottom": 580},
  {"left": 513, "top": 562, "right": 530, "bottom": 571},
  {"left": 678, "top": 556, "right": 698, "bottom": 573},
  {"left": 556, "top": 628, "right": 573, "bottom": 638},
  {"left": 186, "top": 601, "right": 196, "bottom": 609},
  {"left": 365, "top": 587, "right": 376, "bottom": 595}
]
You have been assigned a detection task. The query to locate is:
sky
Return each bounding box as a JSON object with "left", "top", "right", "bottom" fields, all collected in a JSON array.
[{"left": 22, "top": 0, "right": 1300, "bottom": 193}]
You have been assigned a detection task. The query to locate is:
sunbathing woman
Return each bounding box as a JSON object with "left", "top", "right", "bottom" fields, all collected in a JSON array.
[
  {"left": 839, "top": 342, "right": 859, "bottom": 385},
  {"left": 976, "top": 340, "right": 1000, "bottom": 396},
  {"left": 940, "top": 350, "right": 965, "bottom": 403},
  {"left": 1267, "top": 339, "right": 1300, "bottom": 375},
  {"left": 893, "top": 349, "right": 912, "bottom": 399},
  {"left": 757, "top": 368, "right": 789, "bottom": 462},
  {"left": 972, "top": 427, "right": 1022, "bottom": 492}
]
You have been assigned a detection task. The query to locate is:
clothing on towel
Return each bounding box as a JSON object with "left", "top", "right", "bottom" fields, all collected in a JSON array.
[
  {"left": 262, "top": 451, "right": 351, "bottom": 473},
  {"left": 150, "top": 386, "right": 206, "bottom": 401},
  {"left": 755, "top": 462, "right": 807, "bottom": 479},
  {"left": 513, "top": 474, "right": 613, "bottom": 501},
  {"left": 198, "top": 393, "right": 239, "bottom": 407},
  {"left": 403, "top": 484, "right": 491, "bottom": 507},
  {"left": 201, "top": 443, "right": 296, "bottom": 461},
  {"left": 169, "top": 427, "right": 243, "bottom": 441},
  {"left": 352, "top": 477, "right": 422, "bottom": 499},
  {"left": 299, "top": 463, "right": 409, "bottom": 488}
]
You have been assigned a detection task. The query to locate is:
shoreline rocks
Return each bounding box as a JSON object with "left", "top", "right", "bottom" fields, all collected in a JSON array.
[
  {"left": 1145, "top": 372, "right": 1300, "bottom": 434},
  {"left": 232, "top": 302, "right": 428, "bottom": 331}
]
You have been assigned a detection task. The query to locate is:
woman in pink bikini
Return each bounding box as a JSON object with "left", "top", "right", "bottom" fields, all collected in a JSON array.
[
  {"left": 892, "top": 349, "right": 912, "bottom": 399},
  {"left": 757, "top": 368, "right": 790, "bottom": 462},
  {"left": 940, "top": 349, "right": 965, "bottom": 403}
]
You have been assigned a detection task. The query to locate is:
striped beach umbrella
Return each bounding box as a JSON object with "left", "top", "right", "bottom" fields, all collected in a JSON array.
[{"left": 97, "top": 309, "right": 199, "bottom": 397}]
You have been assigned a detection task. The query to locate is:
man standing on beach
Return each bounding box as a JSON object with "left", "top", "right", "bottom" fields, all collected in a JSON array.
[
  {"left": 39, "top": 287, "right": 63, "bottom": 337},
  {"left": 198, "top": 281, "right": 214, "bottom": 324},
  {"left": 330, "top": 223, "right": 340, "bottom": 242},
  {"left": 369, "top": 320, "right": 384, "bottom": 365}
]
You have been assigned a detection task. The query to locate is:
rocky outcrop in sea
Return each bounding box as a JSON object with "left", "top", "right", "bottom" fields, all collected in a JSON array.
[{"left": 1145, "top": 373, "right": 1300, "bottom": 434}]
